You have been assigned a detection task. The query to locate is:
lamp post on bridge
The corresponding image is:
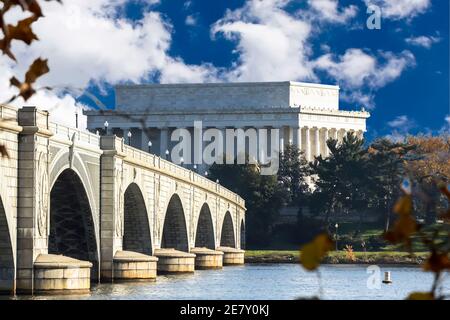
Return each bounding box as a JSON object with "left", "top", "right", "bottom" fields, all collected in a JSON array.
[
  {"left": 104, "top": 121, "right": 109, "bottom": 135},
  {"left": 127, "top": 131, "right": 132, "bottom": 146},
  {"left": 165, "top": 149, "right": 170, "bottom": 160}
]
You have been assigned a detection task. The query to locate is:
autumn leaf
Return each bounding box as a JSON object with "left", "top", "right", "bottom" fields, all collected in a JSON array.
[
  {"left": 0, "top": 144, "right": 9, "bottom": 158},
  {"left": 300, "top": 233, "right": 334, "bottom": 271},
  {"left": 5, "top": 16, "right": 39, "bottom": 44},
  {"left": 407, "top": 292, "right": 434, "bottom": 300},
  {"left": 0, "top": 16, "right": 40, "bottom": 60},
  {"left": 393, "top": 195, "right": 413, "bottom": 216},
  {"left": 10, "top": 58, "right": 49, "bottom": 101},
  {"left": 384, "top": 194, "right": 419, "bottom": 249},
  {"left": 423, "top": 251, "right": 450, "bottom": 273}
]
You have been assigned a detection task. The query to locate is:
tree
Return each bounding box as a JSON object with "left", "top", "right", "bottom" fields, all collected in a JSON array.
[
  {"left": 309, "top": 132, "right": 370, "bottom": 230},
  {"left": 208, "top": 160, "right": 286, "bottom": 248},
  {"left": 405, "top": 135, "right": 450, "bottom": 224},
  {"left": 367, "top": 138, "right": 415, "bottom": 230},
  {"left": 278, "top": 144, "right": 310, "bottom": 208}
]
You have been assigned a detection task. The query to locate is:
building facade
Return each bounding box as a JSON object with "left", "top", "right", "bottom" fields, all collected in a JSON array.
[{"left": 85, "top": 81, "right": 370, "bottom": 171}]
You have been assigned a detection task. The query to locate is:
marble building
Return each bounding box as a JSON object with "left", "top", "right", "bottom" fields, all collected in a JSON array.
[{"left": 84, "top": 81, "right": 370, "bottom": 170}]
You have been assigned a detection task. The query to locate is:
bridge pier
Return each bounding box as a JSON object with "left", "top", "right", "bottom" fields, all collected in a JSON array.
[
  {"left": 218, "top": 247, "right": 245, "bottom": 265},
  {"left": 33, "top": 254, "right": 92, "bottom": 294},
  {"left": 113, "top": 251, "right": 158, "bottom": 281},
  {"left": 190, "top": 247, "right": 223, "bottom": 270},
  {"left": 154, "top": 249, "right": 196, "bottom": 273}
]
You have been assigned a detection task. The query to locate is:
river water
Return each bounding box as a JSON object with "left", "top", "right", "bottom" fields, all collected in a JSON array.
[{"left": 9, "top": 264, "right": 450, "bottom": 300}]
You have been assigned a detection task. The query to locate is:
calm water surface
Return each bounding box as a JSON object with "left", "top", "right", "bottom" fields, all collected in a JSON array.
[{"left": 10, "top": 264, "right": 450, "bottom": 300}]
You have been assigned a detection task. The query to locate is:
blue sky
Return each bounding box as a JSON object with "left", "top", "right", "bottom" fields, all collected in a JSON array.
[{"left": 1, "top": 0, "right": 448, "bottom": 140}]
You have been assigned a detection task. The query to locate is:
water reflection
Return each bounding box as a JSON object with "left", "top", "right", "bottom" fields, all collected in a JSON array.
[{"left": 8, "top": 264, "right": 450, "bottom": 300}]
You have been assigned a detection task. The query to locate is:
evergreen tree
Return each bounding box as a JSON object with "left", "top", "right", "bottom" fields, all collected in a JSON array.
[
  {"left": 366, "top": 138, "right": 415, "bottom": 230},
  {"left": 309, "top": 132, "right": 370, "bottom": 230},
  {"left": 278, "top": 144, "right": 310, "bottom": 203}
]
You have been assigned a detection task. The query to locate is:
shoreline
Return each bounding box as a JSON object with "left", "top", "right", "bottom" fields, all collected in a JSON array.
[{"left": 244, "top": 251, "right": 428, "bottom": 265}]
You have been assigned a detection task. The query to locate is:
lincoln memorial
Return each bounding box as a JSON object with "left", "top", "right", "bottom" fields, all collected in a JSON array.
[{"left": 84, "top": 81, "right": 370, "bottom": 171}]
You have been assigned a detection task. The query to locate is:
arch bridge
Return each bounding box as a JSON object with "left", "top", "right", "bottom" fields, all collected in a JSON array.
[{"left": 0, "top": 106, "right": 246, "bottom": 294}]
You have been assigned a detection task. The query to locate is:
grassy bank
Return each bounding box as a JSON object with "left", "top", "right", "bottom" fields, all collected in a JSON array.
[{"left": 245, "top": 250, "right": 429, "bottom": 265}]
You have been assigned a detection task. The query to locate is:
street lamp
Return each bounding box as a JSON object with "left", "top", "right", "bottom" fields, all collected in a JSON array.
[
  {"left": 165, "top": 149, "right": 169, "bottom": 160},
  {"left": 216, "top": 179, "right": 220, "bottom": 184},
  {"left": 127, "top": 131, "right": 132, "bottom": 145},
  {"left": 204, "top": 171, "right": 208, "bottom": 177},
  {"left": 148, "top": 140, "right": 152, "bottom": 153},
  {"left": 180, "top": 157, "right": 184, "bottom": 167},
  {"left": 335, "top": 223, "right": 339, "bottom": 251},
  {"left": 193, "top": 164, "right": 197, "bottom": 173},
  {"left": 104, "top": 121, "right": 109, "bottom": 135}
]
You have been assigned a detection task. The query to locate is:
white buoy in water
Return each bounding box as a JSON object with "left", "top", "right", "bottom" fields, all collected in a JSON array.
[{"left": 382, "top": 271, "right": 392, "bottom": 284}]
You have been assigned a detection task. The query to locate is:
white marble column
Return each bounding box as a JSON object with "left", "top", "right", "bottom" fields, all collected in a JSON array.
[
  {"left": 258, "top": 127, "right": 268, "bottom": 164},
  {"left": 288, "top": 127, "right": 294, "bottom": 145},
  {"left": 314, "top": 127, "right": 320, "bottom": 157},
  {"left": 279, "top": 126, "right": 285, "bottom": 154},
  {"left": 141, "top": 128, "right": 150, "bottom": 151},
  {"left": 338, "top": 129, "right": 345, "bottom": 143},
  {"left": 332, "top": 128, "right": 338, "bottom": 141},
  {"left": 304, "top": 127, "right": 310, "bottom": 161},
  {"left": 357, "top": 130, "right": 364, "bottom": 140},
  {"left": 293, "top": 127, "right": 302, "bottom": 151},
  {"left": 323, "top": 128, "right": 329, "bottom": 157},
  {"left": 160, "top": 127, "right": 169, "bottom": 158}
]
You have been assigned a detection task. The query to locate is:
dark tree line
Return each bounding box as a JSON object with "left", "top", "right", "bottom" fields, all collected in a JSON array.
[{"left": 208, "top": 133, "right": 449, "bottom": 248}]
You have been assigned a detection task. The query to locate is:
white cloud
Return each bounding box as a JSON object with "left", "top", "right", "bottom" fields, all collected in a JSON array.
[
  {"left": 386, "top": 115, "right": 416, "bottom": 141},
  {"left": 307, "top": 0, "right": 358, "bottom": 24},
  {"left": 212, "top": 0, "right": 315, "bottom": 82},
  {"left": 405, "top": 35, "right": 441, "bottom": 49},
  {"left": 364, "top": 0, "right": 431, "bottom": 20},
  {"left": 1, "top": 0, "right": 215, "bottom": 127},
  {"left": 185, "top": 14, "right": 197, "bottom": 26},
  {"left": 388, "top": 115, "right": 414, "bottom": 128},
  {"left": 314, "top": 49, "right": 416, "bottom": 106}
]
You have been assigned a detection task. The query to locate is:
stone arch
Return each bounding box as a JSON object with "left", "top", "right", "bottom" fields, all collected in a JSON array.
[
  {"left": 240, "top": 219, "right": 246, "bottom": 250},
  {"left": 49, "top": 152, "right": 99, "bottom": 220},
  {"left": 194, "top": 203, "right": 215, "bottom": 249},
  {"left": 0, "top": 196, "right": 14, "bottom": 293},
  {"left": 220, "top": 211, "right": 236, "bottom": 248},
  {"left": 48, "top": 168, "right": 99, "bottom": 280},
  {"left": 123, "top": 183, "right": 152, "bottom": 255},
  {"left": 161, "top": 194, "right": 189, "bottom": 252}
]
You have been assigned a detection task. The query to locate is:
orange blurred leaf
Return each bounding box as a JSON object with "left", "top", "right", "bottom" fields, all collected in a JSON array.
[
  {"left": 393, "top": 195, "right": 413, "bottom": 216},
  {"left": 407, "top": 292, "right": 434, "bottom": 300},
  {"left": 10, "top": 58, "right": 49, "bottom": 101},
  {"left": 300, "top": 233, "right": 334, "bottom": 271},
  {"left": 5, "top": 16, "right": 39, "bottom": 45},
  {"left": 423, "top": 251, "right": 450, "bottom": 273}
]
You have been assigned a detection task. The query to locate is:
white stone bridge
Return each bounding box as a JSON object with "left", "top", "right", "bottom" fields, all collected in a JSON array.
[{"left": 0, "top": 106, "right": 246, "bottom": 294}]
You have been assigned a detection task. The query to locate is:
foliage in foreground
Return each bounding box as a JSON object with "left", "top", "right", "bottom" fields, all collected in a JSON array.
[{"left": 300, "top": 182, "right": 450, "bottom": 300}]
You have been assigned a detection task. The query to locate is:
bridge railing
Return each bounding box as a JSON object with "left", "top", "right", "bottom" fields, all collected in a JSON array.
[
  {"left": 49, "top": 122, "right": 101, "bottom": 147},
  {"left": 0, "top": 105, "right": 19, "bottom": 123},
  {"left": 122, "top": 143, "right": 245, "bottom": 207}
]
